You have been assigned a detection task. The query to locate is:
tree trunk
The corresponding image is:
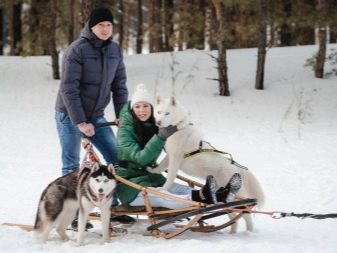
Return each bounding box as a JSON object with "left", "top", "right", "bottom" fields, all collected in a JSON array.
[
  {"left": 208, "top": 5, "right": 218, "bottom": 50},
  {"left": 118, "top": 0, "right": 124, "bottom": 49},
  {"left": 68, "top": 0, "right": 75, "bottom": 44},
  {"left": 330, "top": 25, "right": 337, "bottom": 43},
  {"left": 154, "top": 0, "right": 163, "bottom": 52},
  {"left": 27, "top": 0, "right": 40, "bottom": 55},
  {"left": 314, "top": 27, "right": 326, "bottom": 78},
  {"left": 195, "top": 0, "right": 206, "bottom": 50},
  {"left": 47, "top": 0, "right": 60, "bottom": 79},
  {"left": 81, "top": 0, "right": 95, "bottom": 27},
  {"left": 280, "top": 0, "right": 294, "bottom": 46},
  {"left": 314, "top": 0, "right": 327, "bottom": 79},
  {"left": 295, "top": 26, "right": 315, "bottom": 45},
  {"left": 163, "top": 0, "right": 174, "bottom": 52},
  {"left": 136, "top": 0, "right": 143, "bottom": 54},
  {"left": 149, "top": 0, "right": 163, "bottom": 53},
  {"left": 8, "top": 2, "right": 22, "bottom": 56},
  {"left": 255, "top": 0, "right": 268, "bottom": 90},
  {"left": 212, "top": 0, "right": 230, "bottom": 96},
  {"left": 0, "top": 8, "right": 3, "bottom": 55}
]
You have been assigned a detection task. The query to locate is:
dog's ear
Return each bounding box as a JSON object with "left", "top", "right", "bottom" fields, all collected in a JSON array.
[
  {"left": 91, "top": 162, "right": 100, "bottom": 172},
  {"left": 170, "top": 96, "right": 176, "bottom": 106},
  {"left": 107, "top": 164, "right": 116, "bottom": 175}
]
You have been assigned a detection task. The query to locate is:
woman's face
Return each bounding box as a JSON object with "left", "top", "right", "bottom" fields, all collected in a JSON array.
[{"left": 132, "top": 102, "right": 152, "bottom": 122}]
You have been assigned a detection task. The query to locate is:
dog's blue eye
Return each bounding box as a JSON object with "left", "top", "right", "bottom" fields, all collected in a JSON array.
[
  {"left": 104, "top": 179, "right": 109, "bottom": 183},
  {"left": 96, "top": 179, "right": 100, "bottom": 182},
  {"left": 165, "top": 112, "right": 170, "bottom": 115}
]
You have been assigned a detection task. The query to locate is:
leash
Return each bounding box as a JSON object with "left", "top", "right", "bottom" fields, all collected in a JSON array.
[
  {"left": 184, "top": 141, "right": 248, "bottom": 170},
  {"left": 222, "top": 207, "right": 337, "bottom": 220},
  {"left": 80, "top": 121, "right": 117, "bottom": 170}
]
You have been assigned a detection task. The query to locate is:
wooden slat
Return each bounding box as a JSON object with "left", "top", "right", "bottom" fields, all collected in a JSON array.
[{"left": 2, "top": 223, "right": 34, "bottom": 232}]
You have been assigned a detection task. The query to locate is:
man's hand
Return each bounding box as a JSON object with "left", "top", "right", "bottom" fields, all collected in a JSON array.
[
  {"left": 78, "top": 122, "right": 95, "bottom": 137},
  {"left": 114, "top": 118, "right": 120, "bottom": 127}
]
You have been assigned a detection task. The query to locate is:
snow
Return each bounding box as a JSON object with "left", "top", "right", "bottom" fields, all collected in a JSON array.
[{"left": 1, "top": 44, "right": 337, "bottom": 253}]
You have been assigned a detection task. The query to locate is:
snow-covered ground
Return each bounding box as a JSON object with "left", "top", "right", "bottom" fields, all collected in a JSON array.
[{"left": 1, "top": 44, "right": 337, "bottom": 253}]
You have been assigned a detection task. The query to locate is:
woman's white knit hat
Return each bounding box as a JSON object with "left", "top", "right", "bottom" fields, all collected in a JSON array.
[{"left": 131, "top": 83, "right": 152, "bottom": 107}]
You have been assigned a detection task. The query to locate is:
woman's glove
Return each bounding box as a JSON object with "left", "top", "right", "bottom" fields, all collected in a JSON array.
[{"left": 158, "top": 125, "right": 177, "bottom": 140}]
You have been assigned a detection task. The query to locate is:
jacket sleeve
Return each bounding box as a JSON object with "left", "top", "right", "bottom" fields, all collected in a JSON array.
[
  {"left": 111, "top": 46, "right": 128, "bottom": 118},
  {"left": 60, "top": 47, "right": 87, "bottom": 124},
  {"left": 117, "top": 105, "right": 165, "bottom": 167}
]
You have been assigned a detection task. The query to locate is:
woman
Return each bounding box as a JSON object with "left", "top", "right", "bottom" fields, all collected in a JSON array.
[{"left": 115, "top": 84, "right": 222, "bottom": 209}]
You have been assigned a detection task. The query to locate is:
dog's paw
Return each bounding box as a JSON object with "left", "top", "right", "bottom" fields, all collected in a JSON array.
[
  {"left": 76, "top": 241, "right": 84, "bottom": 247},
  {"left": 102, "top": 237, "right": 111, "bottom": 244},
  {"left": 145, "top": 166, "right": 154, "bottom": 173},
  {"left": 146, "top": 166, "right": 162, "bottom": 174}
]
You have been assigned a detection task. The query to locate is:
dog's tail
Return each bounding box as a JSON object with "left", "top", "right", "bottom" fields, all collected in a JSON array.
[
  {"left": 33, "top": 201, "right": 44, "bottom": 231},
  {"left": 34, "top": 187, "right": 48, "bottom": 231},
  {"left": 240, "top": 169, "right": 266, "bottom": 208}
]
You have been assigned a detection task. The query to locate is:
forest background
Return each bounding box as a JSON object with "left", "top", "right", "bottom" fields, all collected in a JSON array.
[{"left": 1, "top": 0, "right": 337, "bottom": 95}]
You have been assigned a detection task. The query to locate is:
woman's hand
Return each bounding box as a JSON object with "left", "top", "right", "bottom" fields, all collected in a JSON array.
[{"left": 158, "top": 125, "right": 177, "bottom": 140}]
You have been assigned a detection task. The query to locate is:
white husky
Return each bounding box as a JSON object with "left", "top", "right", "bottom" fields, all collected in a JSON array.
[{"left": 149, "top": 97, "right": 265, "bottom": 233}]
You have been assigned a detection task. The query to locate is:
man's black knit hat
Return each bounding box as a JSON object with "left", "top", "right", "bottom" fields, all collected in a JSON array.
[{"left": 89, "top": 7, "right": 114, "bottom": 28}]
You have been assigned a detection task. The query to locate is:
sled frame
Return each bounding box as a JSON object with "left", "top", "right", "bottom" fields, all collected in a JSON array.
[
  {"left": 82, "top": 137, "right": 257, "bottom": 239},
  {"left": 106, "top": 174, "right": 256, "bottom": 239}
]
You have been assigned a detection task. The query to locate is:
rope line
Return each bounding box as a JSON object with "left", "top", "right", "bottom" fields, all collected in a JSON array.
[{"left": 226, "top": 207, "right": 337, "bottom": 220}]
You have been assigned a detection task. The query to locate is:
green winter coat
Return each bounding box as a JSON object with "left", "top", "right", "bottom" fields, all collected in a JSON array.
[{"left": 115, "top": 102, "right": 166, "bottom": 207}]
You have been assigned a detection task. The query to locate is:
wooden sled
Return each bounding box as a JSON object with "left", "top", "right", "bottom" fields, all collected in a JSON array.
[
  {"left": 81, "top": 135, "right": 257, "bottom": 238},
  {"left": 90, "top": 173, "right": 257, "bottom": 239}
]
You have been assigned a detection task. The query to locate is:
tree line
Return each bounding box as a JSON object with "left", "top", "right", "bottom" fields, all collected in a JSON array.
[{"left": 1, "top": 0, "right": 336, "bottom": 95}]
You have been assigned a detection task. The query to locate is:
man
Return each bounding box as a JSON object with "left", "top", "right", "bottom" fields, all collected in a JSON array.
[{"left": 55, "top": 7, "right": 134, "bottom": 228}]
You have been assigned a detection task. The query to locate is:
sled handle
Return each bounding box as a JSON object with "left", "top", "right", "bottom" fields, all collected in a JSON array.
[{"left": 94, "top": 122, "right": 117, "bottom": 128}]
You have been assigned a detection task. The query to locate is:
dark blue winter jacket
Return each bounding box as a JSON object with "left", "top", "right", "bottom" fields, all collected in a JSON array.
[{"left": 55, "top": 23, "right": 128, "bottom": 124}]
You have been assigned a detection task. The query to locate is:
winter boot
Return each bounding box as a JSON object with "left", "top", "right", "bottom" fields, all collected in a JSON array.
[
  {"left": 110, "top": 215, "right": 136, "bottom": 224},
  {"left": 70, "top": 210, "right": 94, "bottom": 231},
  {"left": 192, "top": 175, "right": 219, "bottom": 204},
  {"left": 216, "top": 173, "right": 242, "bottom": 203},
  {"left": 71, "top": 218, "right": 94, "bottom": 231}
]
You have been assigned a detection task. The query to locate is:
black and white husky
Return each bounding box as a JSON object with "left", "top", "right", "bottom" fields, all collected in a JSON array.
[
  {"left": 149, "top": 97, "right": 265, "bottom": 233},
  {"left": 34, "top": 163, "right": 116, "bottom": 245}
]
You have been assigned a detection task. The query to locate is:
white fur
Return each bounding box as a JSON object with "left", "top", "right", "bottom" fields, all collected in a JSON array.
[
  {"left": 152, "top": 97, "right": 265, "bottom": 233},
  {"left": 76, "top": 163, "right": 116, "bottom": 246}
]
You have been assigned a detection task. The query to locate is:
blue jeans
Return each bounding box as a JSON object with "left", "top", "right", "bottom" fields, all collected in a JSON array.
[{"left": 55, "top": 111, "right": 118, "bottom": 174}]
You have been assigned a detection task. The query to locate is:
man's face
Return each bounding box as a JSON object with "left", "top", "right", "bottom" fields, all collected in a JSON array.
[{"left": 91, "top": 21, "right": 113, "bottom": 40}]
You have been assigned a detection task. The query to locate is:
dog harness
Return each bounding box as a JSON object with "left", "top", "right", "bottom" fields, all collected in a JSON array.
[{"left": 184, "top": 141, "right": 248, "bottom": 170}]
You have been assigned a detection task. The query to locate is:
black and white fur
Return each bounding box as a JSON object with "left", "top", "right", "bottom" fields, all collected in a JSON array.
[
  {"left": 149, "top": 97, "right": 265, "bottom": 233},
  {"left": 34, "top": 163, "right": 116, "bottom": 245}
]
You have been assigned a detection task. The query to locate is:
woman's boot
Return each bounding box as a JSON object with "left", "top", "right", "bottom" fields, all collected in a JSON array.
[
  {"left": 192, "top": 175, "right": 219, "bottom": 204},
  {"left": 216, "top": 173, "right": 242, "bottom": 203}
]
